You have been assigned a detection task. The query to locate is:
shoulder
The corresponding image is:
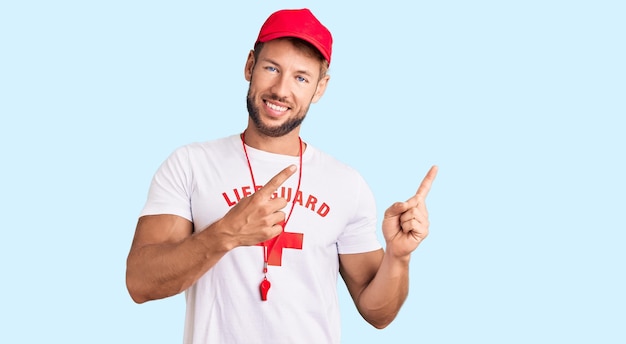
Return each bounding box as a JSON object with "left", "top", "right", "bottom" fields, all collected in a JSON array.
[
  {"left": 306, "top": 143, "right": 364, "bottom": 179},
  {"left": 169, "top": 134, "right": 240, "bottom": 158},
  {"left": 305, "top": 143, "right": 372, "bottom": 196}
]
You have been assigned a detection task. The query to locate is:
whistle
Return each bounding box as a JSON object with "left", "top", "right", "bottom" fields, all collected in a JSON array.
[{"left": 260, "top": 278, "right": 271, "bottom": 301}]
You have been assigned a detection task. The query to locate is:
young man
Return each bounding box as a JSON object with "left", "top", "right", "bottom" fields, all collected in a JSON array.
[{"left": 126, "top": 8, "right": 438, "bottom": 344}]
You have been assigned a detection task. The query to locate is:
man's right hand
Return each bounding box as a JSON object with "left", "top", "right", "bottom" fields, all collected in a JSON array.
[
  {"left": 215, "top": 164, "right": 297, "bottom": 249},
  {"left": 126, "top": 164, "right": 298, "bottom": 303}
]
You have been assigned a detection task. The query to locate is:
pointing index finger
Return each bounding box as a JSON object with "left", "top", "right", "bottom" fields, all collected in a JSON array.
[
  {"left": 256, "top": 165, "right": 298, "bottom": 198},
  {"left": 414, "top": 165, "right": 438, "bottom": 200}
]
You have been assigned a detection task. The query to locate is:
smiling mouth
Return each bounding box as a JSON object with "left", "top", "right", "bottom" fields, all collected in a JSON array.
[{"left": 265, "top": 100, "right": 289, "bottom": 113}]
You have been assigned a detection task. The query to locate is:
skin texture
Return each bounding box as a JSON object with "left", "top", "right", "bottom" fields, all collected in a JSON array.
[{"left": 125, "top": 38, "right": 438, "bottom": 329}]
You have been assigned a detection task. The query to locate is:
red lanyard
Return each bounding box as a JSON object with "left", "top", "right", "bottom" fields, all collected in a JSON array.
[{"left": 240, "top": 131, "right": 303, "bottom": 301}]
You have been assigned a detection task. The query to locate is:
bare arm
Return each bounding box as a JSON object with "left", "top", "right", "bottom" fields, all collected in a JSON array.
[
  {"left": 340, "top": 166, "right": 438, "bottom": 328},
  {"left": 340, "top": 249, "right": 408, "bottom": 329},
  {"left": 125, "top": 165, "right": 297, "bottom": 303},
  {"left": 126, "top": 214, "right": 229, "bottom": 303}
]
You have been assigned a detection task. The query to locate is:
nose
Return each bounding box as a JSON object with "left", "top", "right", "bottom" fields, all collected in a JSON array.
[{"left": 269, "top": 74, "right": 290, "bottom": 100}]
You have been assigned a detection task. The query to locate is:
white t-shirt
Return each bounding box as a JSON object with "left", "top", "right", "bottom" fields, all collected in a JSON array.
[{"left": 141, "top": 134, "right": 382, "bottom": 344}]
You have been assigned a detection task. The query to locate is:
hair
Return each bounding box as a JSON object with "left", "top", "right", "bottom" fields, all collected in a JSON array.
[{"left": 253, "top": 37, "right": 329, "bottom": 79}]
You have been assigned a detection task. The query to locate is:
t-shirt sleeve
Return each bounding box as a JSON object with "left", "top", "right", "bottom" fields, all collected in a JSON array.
[
  {"left": 336, "top": 174, "right": 382, "bottom": 254},
  {"left": 139, "top": 146, "right": 194, "bottom": 221}
]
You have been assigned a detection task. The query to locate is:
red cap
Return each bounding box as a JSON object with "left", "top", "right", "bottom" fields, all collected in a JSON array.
[{"left": 256, "top": 8, "right": 333, "bottom": 65}]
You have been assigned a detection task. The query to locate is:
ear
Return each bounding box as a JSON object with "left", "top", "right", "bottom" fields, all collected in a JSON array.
[
  {"left": 311, "top": 75, "right": 330, "bottom": 103},
  {"left": 244, "top": 50, "right": 255, "bottom": 82}
]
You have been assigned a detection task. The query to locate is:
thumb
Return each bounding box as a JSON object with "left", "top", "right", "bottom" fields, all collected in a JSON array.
[{"left": 384, "top": 201, "right": 409, "bottom": 219}]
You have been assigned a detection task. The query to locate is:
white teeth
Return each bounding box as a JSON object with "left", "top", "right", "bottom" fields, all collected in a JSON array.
[{"left": 266, "top": 102, "right": 288, "bottom": 112}]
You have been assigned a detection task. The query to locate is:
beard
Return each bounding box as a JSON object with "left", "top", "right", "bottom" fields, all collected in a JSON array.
[{"left": 246, "top": 87, "right": 309, "bottom": 138}]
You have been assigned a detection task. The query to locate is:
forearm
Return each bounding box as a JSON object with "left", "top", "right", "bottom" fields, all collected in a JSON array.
[
  {"left": 126, "top": 223, "right": 230, "bottom": 303},
  {"left": 126, "top": 175, "right": 294, "bottom": 303},
  {"left": 357, "top": 253, "right": 410, "bottom": 329}
]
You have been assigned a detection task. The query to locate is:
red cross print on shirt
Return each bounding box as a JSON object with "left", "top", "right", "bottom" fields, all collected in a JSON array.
[{"left": 257, "top": 230, "right": 304, "bottom": 266}]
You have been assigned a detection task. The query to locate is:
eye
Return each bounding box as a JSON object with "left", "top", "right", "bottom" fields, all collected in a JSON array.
[
  {"left": 265, "top": 66, "right": 278, "bottom": 73},
  {"left": 296, "top": 76, "right": 308, "bottom": 83}
]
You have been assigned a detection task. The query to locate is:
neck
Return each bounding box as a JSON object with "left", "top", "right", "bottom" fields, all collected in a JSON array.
[{"left": 242, "top": 127, "right": 304, "bottom": 156}]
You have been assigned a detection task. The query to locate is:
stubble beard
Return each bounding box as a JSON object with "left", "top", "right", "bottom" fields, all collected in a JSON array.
[{"left": 246, "top": 87, "right": 308, "bottom": 138}]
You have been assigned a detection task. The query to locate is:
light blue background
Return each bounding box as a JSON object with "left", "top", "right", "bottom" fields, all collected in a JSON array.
[{"left": 1, "top": 1, "right": 624, "bottom": 343}]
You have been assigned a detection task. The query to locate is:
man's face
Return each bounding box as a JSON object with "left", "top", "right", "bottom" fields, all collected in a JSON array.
[{"left": 245, "top": 39, "right": 329, "bottom": 137}]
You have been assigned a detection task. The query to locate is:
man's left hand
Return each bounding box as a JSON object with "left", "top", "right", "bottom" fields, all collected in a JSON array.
[{"left": 382, "top": 165, "right": 438, "bottom": 258}]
